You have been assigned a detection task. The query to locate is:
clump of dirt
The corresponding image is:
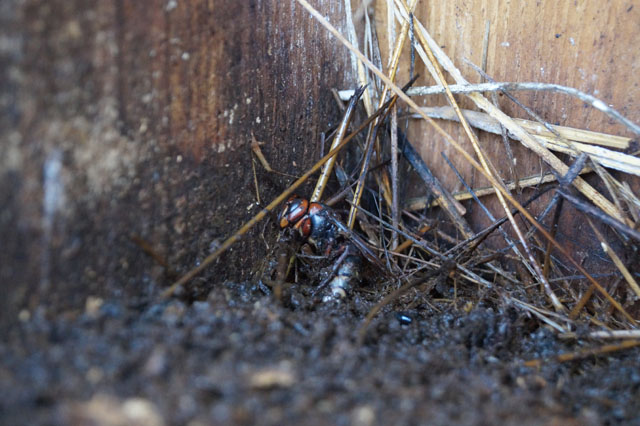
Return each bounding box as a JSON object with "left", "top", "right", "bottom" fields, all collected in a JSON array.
[{"left": 2, "top": 280, "right": 638, "bottom": 425}]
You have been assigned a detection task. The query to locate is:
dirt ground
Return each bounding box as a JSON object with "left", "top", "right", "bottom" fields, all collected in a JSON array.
[{"left": 2, "top": 275, "right": 639, "bottom": 426}]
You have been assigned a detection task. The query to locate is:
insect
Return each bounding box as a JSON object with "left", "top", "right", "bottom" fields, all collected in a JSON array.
[{"left": 278, "top": 195, "right": 388, "bottom": 301}]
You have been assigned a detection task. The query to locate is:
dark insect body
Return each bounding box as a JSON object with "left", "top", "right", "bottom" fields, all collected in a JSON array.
[
  {"left": 279, "top": 197, "right": 338, "bottom": 257},
  {"left": 278, "top": 196, "right": 381, "bottom": 301}
]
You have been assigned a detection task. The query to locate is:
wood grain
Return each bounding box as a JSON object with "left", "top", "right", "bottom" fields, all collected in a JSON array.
[
  {"left": 0, "top": 0, "right": 354, "bottom": 324},
  {"left": 373, "top": 0, "right": 639, "bottom": 273}
]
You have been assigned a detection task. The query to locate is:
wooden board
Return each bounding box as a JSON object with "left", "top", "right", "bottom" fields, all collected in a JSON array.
[
  {"left": 372, "top": 0, "right": 639, "bottom": 275},
  {"left": 0, "top": 0, "right": 354, "bottom": 323}
]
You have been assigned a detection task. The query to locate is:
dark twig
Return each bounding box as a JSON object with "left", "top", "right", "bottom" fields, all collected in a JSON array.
[
  {"left": 542, "top": 196, "right": 564, "bottom": 281},
  {"left": 496, "top": 153, "right": 591, "bottom": 259},
  {"left": 537, "top": 153, "right": 589, "bottom": 224},
  {"left": 346, "top": 75, "right": 420, "bottom": 230},
  {"left": 130, "top": 234, "right": 178, "bottom": 280},
  {"left": 443, "top": 186, "right": 555, "bottom": 257},
  {"left": 398, "top": 130, "right": 473, "bottom": 238},
  {"left": 441, "top": 152, "right": 523, "bottom": 262},
  {"left": 540, "top": 153, "right": 589, "bottom": 280}
]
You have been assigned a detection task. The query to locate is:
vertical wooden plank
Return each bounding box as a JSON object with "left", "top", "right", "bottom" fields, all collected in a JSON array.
[
  {"left": 0, "top": 0, "right": 355, "bottom": 324},
  {"left": 374, "top": 0, "right": 638, "bottom": 273}
]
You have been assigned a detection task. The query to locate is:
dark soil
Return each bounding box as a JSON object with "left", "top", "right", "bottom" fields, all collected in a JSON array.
[{"left": 2, "top": 278, "right": 639, "bottom": 426}]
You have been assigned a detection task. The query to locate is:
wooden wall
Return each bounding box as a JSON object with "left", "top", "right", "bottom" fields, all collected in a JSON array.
[
  {"left": 1, "top": 0, "right": 637, "bottom": 325},
  {"left": 0, "top": 0, "right": 353, "bottom": 325},
  {"left": 373, "top": 0, "right": 639, "bottom": 273}
]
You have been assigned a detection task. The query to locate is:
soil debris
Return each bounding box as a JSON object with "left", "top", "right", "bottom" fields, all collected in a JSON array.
[{"left": 2, "top": 281, "right": 638, "bottom": 425}]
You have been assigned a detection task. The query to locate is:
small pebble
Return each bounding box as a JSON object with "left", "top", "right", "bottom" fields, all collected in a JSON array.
[
  {"left": 67, "top": 394, "right": 165, "bottom": 426},
  {"left": 351, "top": 405, "right": 375, "bottom": 426},
  {"left": 248, "top": 362, "right": 296, "bottom": 389},
  {"left": 85, "top": 296, "right": 104, "bottom": 318},
  {"left": 18, "top": 309, "right": 30, "bottom": 322}
]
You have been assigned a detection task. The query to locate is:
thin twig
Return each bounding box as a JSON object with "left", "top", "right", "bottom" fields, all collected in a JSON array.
[
  {"left": 405, "top": 168, "right": 591, "bottom": 211},
  {"left": 251, "top": 133, "right": 273, "bottom": 172},
  {"left": 590, "top": 159, "right": 627, "bottom": 220},
  {"left": 441, "top": 152, "right": 530, "bottom": 272},
  {"left": 406, "top": 106, "right": 640, "bottom": 177},
  {"left": 402, "top": 106, "right": 632, "bottom": 150},
  {"left": 570, "top": 284, "right": 597, "bottom": 320},
  {"left": 399, "top": 131, "right": 472, "bottom": 238},
  {"left": 587, "top": 330, "right": 640, "bottom": 339},
  {"left": 480, "top": 20, "right": 490, "bottom": 81},
  {"left": 311, "top": 86, "right": 365, "bottom": 202},
  {"left": 344, "top": 0, "right": 373, "bottom": 114},
  {"left": 341, "top": 81, "right": 640, "bottom": 136},
  {"left": 524, "top": 340, "right": 640, "bottom": 367},
  {"left": 479, "top": 25, "right": 520, "bottom": 191},
  {"left": 588, "top": 218, "right": 640, "bottom": 299},
  {"left": 537, "top": 153, "right": 589, "bottom": 226},
  {"left": 542, "top": 196, "right": 563, "bottom": 281},
  {"left": 442, "top": 186, "right": 555, "bottom": 257},
  {"left": 390, "top": 105, "right": 399, "bottom": 249},
  {"left": 251, "top": 158, "right": 261, "bottom": 205},
  {"left": 130, "top": 234, "right": 178, "bottom": 280}
]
